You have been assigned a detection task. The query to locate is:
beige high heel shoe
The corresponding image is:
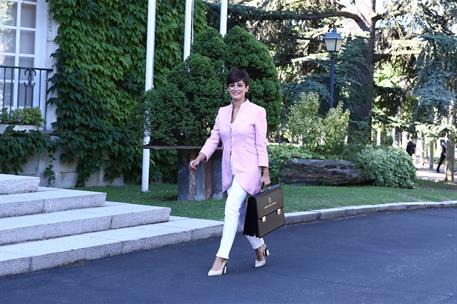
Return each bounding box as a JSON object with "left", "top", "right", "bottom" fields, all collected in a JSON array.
[
  {"left": 208, "top": 259, "right": 228, "bottom": 276},
  {"left": 255, "top": 245, "right": 269, "bottom": 268}
]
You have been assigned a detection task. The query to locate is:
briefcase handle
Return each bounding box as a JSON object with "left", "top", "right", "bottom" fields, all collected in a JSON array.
[{"left": 261, "top": 183, "right": 272, "bottom": 192}]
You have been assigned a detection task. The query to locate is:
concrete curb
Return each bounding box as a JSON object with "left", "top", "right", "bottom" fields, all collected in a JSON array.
[
  {"left": 150, "top": 201, "right": 457, "bottom": 238},
  {"left": 284, "top": 201, "right": 457, "bottom": 225}
]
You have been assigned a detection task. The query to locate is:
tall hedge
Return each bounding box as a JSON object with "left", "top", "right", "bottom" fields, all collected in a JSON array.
[
  {"left": 146, "top": 53, "right": 226, "bottom": 146},
  {"left": 224, "top": 26, "right": 282, "bottom": 131},
  {"left": 48, "top": 0, "right": 207, "bottom": 185},
  {"left": 146, "top": 26, "right": 282, "bottom": 146}
]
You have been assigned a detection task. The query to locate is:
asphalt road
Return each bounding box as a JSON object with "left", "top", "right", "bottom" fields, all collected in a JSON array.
[{"left": 1, "top": 209, "right": 456, "bottom": 304}]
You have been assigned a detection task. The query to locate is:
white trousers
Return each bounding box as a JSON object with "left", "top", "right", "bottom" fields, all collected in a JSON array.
[{"left": 216, "top": 178, "right": 264, "bottom": 259}]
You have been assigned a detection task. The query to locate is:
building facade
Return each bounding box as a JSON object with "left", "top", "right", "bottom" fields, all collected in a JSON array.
[{"left": 1, "top": 0, "right": 123, "bottom": 187}]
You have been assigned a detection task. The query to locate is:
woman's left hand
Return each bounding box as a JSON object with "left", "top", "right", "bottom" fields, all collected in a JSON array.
[{"left": 261, "top": 174, "right": 271, "bottom": 188}]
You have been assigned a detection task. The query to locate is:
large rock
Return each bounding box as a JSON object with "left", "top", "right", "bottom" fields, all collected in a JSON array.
[{"left": 281, "top": 159, "right": 370, "bottom": 185}]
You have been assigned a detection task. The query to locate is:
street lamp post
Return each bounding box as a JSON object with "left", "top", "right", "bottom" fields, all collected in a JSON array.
[{"left": 323, "top": 27, "right": 343, "bottom": 108}]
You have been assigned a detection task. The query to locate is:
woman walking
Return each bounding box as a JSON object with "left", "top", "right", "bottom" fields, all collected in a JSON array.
[{"left": 189, "top": 69, "right": 271, "bottom": 276}]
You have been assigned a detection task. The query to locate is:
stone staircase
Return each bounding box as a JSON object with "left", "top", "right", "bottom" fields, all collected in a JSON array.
[{"left": 0, "top": 174, "right": 223, "bottom": 277}]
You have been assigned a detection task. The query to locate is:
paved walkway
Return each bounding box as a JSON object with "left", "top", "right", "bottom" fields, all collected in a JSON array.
[
  {"left": 0, "top": 209, "right": 455, "bottom": 304},
  {"left": 416, "top": 168, "right": 448, "bottom": 182}
]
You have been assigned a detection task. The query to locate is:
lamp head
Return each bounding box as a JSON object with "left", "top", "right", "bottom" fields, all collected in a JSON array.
[{"left": 323, "top": 27, "right": 343, "bottom": 52}]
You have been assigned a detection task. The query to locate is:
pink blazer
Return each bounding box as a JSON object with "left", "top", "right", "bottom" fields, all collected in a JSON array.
[{"left": 200, "top": 100, "right": 269, "bottom": 195}]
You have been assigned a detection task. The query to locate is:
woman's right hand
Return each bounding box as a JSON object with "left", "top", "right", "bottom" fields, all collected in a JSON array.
[
  {"left": 189, "top": 158, "right": 200, "bottom": 171},
  {"left": 189, "top": 153, "right": 205, "bottom": 171}
]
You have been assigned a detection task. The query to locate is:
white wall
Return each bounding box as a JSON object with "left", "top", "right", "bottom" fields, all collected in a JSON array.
[{"left": 20, "top": 148, "right": 124, "bottom": 188}]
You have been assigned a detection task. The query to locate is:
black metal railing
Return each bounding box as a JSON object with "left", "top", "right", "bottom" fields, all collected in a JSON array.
[{"left": 0, "top": 65, "right": 53, "bottom": 130}]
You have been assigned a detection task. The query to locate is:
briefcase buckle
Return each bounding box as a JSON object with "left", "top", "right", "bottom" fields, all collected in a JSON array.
[
  {"left": 277, "top": 208, "right": 282, "bottom": 215},
  {"left": 261, "top": 216, "right": 267, "bottom": 223}
]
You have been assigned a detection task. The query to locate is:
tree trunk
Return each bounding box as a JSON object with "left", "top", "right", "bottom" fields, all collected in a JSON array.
[
  {"left": 445, "top": 133, "right": 455, "bottom": 182},
  {"left": 391, "top": 127, "right": 396, "bottom": 147},
  {"left": 420, "top": 132, "right": 425, "bottom": 167},
  {"left": 429, "top": 140, "right": 434, "bottom": 170},
  {"left": 445, "top": 99, "right": 455, "bottom": 181},
  {"left": 376, "top": 128, "right": 381, "bottom": 145}
]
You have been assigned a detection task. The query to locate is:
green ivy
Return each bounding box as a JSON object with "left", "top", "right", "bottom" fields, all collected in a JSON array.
[
  {"left": 47, "top": 0, "right": 207, "bottom": 185},
  {"left": 154, "top": 0, "right": 208, "bottom": 87},
  {"left": 0, "top": 127, "right": 56, "bottom": 185}
]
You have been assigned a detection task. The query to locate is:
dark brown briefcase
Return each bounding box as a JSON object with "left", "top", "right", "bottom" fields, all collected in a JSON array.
[{"left": 243, "top": 185, "right": 286, "bottom": 238}]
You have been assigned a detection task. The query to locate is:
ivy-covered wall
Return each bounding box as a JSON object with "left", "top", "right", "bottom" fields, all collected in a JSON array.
[
  {"left": 47, "top": 0, "right": 207, "bottom": 185},
  {"left": 0, "top": 127, "right": 56, "bottom": 184}
]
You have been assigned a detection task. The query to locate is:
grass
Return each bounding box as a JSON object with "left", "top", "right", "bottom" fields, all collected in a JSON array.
[{"left": 79, "top": 179, "right": 457, "bottom": 221}]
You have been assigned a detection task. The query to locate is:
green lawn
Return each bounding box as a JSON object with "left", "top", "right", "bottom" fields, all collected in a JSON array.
[{"left": 79, "top": 179, "right": 457, "bottom": 220}]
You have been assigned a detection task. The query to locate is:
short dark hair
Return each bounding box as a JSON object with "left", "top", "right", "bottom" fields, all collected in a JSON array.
[{"left": 227, "top": 69, "right": 249, "bottom": 86}]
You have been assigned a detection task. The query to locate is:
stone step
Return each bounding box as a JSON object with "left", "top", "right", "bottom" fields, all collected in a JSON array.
[
  {"left": 0, "top": 216, "right": 223, "bottom": 277},
  {"left": 0, "top": 188, "right": 107, "bottom": 218},
  {"left": 0, "top": 174, "right": 40, "bottom": 194},
  {"left": 0, "top": 202, "right": 171, "bottom": 245}
]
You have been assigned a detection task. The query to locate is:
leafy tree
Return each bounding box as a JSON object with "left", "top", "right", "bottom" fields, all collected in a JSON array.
[
  {"left": 410, "top": 0, "right": 457, "bottom": 180},
  {"left": 0, "top": 1, "right": 13, "bottom": 66},
  {"left": 285, "top": 92, "right": 322, "bottom": 148},
  {"left": 0, "top": 2, "right": 11, "bottom": 24},
  {"left": 206, "top": 0, "right": 456, "bottom": 144},
  {"left": 206, "top": 0, "right": 382, "bottom": 141},
  {"left": 414, "top": 35, "right": 457, "bottom": 123},
  {"left": 285, "top": 92, "right": 350, "bottom": 155}
]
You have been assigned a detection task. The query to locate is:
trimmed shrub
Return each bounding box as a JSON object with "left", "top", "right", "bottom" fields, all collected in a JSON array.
[
  {"left": 0, "top": 108, "right": 44, "bottom": 126},
  {"left": 339, "top": 143, "right": 367, "bottom": 162},
  {"left": 167, "top": 53, "right": 226, "bottom": 145},
  {"left": 224, "top": 26, "right": 282, "bottom": 132},
  {"left": 145, "top": 83, "right": 195, "bottom": 146},
  {"left": 145, "top": 26, "right": 282, "bottom": 146},
  {"left": 355, "top": 146, "right": 416, "bottom": 188},
  {"left": 146, "top": 53, "right": 225, "bottom": 146},
  {"left": 192, "top": 26, "right": 229, "bottom": 66}
]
